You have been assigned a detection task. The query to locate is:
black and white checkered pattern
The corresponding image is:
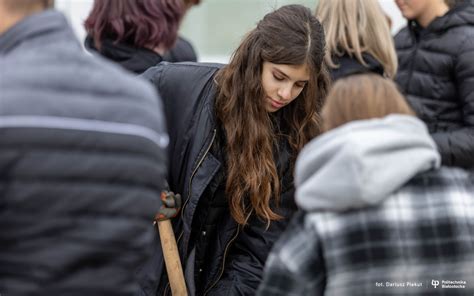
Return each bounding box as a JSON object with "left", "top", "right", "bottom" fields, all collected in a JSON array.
[{"left": 258, "top": 167, "right": 474, "bottom": 295}]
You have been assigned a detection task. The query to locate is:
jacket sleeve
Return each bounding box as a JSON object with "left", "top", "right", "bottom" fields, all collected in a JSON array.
[
  {"left": 431, "top": 37, "right": 474, "bottom": 168},
  {"left": 256, "top": 212, "right": 326, "bottom": 296},
  {"left": 141, "top": 63, "right": 220, "bottom": 180}
]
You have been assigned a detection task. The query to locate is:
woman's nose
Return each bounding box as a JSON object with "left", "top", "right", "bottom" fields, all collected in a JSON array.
[{"left": 277, "top": 84, "right": 292, "bottom": 101}]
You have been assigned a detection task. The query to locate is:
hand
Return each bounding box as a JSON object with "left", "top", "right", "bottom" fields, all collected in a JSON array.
[{"left": 155, "top": 190, "right": 182, "bottom": 222}]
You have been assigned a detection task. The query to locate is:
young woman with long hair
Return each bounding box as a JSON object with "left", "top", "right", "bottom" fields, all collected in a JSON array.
[
  {"left": 315, "top": 0, "right": 398, "bottom": 80},
  {"left": 137, "top": 4, "right": 330, "bottom": 296}
]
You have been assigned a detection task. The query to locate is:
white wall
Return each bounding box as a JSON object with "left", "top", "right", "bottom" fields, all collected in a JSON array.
[
  {"left": 55, "top": 0, "right": 407, "bottom": 63},
  {"left": 379, "top": 0, "right": 406, "bottom": 35},
  {"left": 55, "top": 0, "right": 93, "bottom": 43}
]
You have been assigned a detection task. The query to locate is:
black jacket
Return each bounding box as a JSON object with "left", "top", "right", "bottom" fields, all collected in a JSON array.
[
  {"left": 329, "top": 52, "right": 384, "bottom": 81},
  {"left": 0, "top": 10, "right": 168, "bottom": 295},
  {"left": 395, "top": 3, "right": 474, "bottom": 168},
  {"left": 162, "top": 37, "right": 197, "bottom": 63},
  {"left": 136, "top": 63, "right": 297, "bottom": 296},
  {"left": 85, "top": 36, "right": 197, "bottom": 74}
]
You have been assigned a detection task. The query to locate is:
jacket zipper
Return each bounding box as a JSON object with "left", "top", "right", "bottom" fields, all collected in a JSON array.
[
  {"left": 203, "top": 225, "right": 241, "bottom": 296},
  {"left": 405, "top": 33, "right": 420, "bottom": 89},
  {"left": 163, "top": 129, "right": 217, "bottom": 296}
]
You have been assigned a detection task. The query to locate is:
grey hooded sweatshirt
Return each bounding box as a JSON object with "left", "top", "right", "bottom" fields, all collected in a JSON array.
[
  {"left": 258, "top": 115, "right": 474, "bottom": 295},
  {"left": 295, "top": 114, "right": 440, "bottom": 211}
]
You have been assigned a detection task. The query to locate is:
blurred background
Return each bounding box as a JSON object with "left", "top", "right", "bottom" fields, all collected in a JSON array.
[{"left": 55, "top": 0, "right": 406, "bottom": 63}]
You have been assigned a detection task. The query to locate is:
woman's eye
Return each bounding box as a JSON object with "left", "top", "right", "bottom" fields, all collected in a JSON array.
[
  {"left": 273, "top": 74, "right": 284, "bottom": 81},
  {"left": 295, "top": 83, "right": 306, "bottom": 88}
]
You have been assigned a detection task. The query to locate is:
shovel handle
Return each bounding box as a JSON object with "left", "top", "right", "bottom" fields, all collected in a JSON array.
[{"left": 157, "top": 220, "right": 188, "bottom": 296}]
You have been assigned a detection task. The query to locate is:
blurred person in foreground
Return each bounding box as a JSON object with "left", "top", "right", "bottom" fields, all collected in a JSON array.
[
  {"left": 84, "top": 0, "right": 195, "bottom": 74},
  {"left": 0, "top": 0, "right": 168, "bottom": 294},
  {"left": 316, "top": 0, "right": 398, "bottom": 80},
  {"left": 394, "top": 0, "right": 474, "bottom": 168},
  {"left": 258, "top": 74, "right": 474, "bottom": 295},
  {"left": 137, "top": 4, "right": 330, "bottom": 295}
]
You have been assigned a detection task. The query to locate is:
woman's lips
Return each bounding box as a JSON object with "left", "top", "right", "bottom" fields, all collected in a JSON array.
[{"left": 269, "top": 97, "right": 284, "bottom": 109}]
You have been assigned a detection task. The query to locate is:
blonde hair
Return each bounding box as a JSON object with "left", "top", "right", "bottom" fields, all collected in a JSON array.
[
  {"left": 2, "top": 0, "right": 53, "bottom": 11},
  {"left": 315, "top": 0, "right": 398, "bottom": 78},
  {"left": 322, "top": 74, "right": 414, "bottom": 132}
]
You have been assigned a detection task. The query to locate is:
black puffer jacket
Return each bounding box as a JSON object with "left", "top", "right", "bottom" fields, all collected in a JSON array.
[
  {"left": 395, "top": 3, "right": 474, "bottom": 168},
  {"left": 0, "top": 10, "right": 167, "bottom": 295},
  {"left": 136, "top": 63, "right": 297, "bottom": 296}
]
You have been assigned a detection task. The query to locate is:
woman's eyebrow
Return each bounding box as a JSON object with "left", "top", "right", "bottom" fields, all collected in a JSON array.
[{"left": 274, "top": 68, "right": 289, "bottom": 79}]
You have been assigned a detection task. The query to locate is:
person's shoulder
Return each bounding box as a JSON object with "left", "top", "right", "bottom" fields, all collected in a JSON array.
[
  {"left": 159, "top": 61, "right": 223, "bottom": 71},
  {"left": 271, "top": 211, "right": 319, "bottom": 256},
  {"left": 330, "top": 53, "right": 384, "bottom": 80},
  {"left": 176, "top": 36, "right": 194, "bottom": 48},
  {"left": 75, "top": 51, "right": 159, "bottom": 102},
  {"left": 2, "top": 41, "right": 154, "bottom": 100},
  {"left": 162, "top": 36, "right": 197, "bottom": 62},
  {"left": 141, "top": 62, "right": 223, "bottom": 85},
  {"left": 448, "top": 22, "right": 474, "bottom": 48},
  {"left": 394, "top": 26, "right": 410, "bottom": 42},
  {"left": 393, "top": 26, "right": 413, "bottom": 51},
  {"left": 404, "top": 167, "right": 474, "bottom": 193}
]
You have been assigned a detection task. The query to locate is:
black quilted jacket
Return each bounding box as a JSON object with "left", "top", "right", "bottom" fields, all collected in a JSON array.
[{"left": 395, "top": 3, "right": 474, "bottom": 168}]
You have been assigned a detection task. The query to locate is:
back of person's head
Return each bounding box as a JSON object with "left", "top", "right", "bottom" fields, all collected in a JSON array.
[
  {"left": 322, "top": 74, "right": 414, "bottom": 132},
  {"left": 0, "top": 0, "right": 53, "bottom": 21},
  {"left": 215, "top": 4, "right": 330, "bottom": 226},
  {"left": 183, "top": 0, "right": 201, "bottom": 9},
  {"left": 316, "top": 0, "right": 397, "bottom": 78},
  {"left": 84, "top": 0, "right": 185, "bottom": 50},
  {"left": 0, "top": 0, "right": 53, "bottom": 11},
  {"left": 0, "top": 0, "right": 54, "bottom": 34}
]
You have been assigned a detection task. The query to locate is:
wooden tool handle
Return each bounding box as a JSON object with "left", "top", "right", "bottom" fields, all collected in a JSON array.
[{"left": 157, "top": 220, "right": 188, "bottom": 296}]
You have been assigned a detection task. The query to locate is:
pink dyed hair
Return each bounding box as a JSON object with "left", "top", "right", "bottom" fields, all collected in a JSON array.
[{"left": 84, "top": 0, "right": 185, "bottom": 50}]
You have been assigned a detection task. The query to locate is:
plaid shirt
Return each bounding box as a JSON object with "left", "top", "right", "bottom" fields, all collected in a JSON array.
[{"left": 258, "top": 168, "right": 474, "bottom": 295}]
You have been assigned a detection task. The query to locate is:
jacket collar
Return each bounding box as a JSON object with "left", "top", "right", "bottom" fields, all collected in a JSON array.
[
  {"left": 0, "top": 10, "right": 71, "bottom": 55},
  {"left": 331, "top": 52, "right": 384, "bottom": 80},
  {"left": 85, "top": 36, "right": 163, "bottom": 74}
]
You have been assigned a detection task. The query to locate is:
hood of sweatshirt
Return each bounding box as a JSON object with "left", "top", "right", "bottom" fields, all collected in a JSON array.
[{"left": 295, "top": 115, "right": 441, "bottom": 212}]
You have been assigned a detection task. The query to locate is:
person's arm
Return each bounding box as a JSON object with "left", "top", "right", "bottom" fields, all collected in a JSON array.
[
  {"left": 431, "top": 37, "right": 474, "bottom": 168},
  {"left": 257, "top": 212, "right": 326, "bottom": 296}
]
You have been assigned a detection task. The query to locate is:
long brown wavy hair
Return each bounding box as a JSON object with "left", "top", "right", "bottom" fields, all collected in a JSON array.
[{"left": 214, "top": 5, "right": 330, "bottom": 225}]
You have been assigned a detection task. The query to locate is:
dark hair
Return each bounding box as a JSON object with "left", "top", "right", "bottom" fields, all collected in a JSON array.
[
  {"left": 215, "top": 4, "right": 330, "bottom": 225},
  {"left": 322, "top": 74, "right": 414, "bottom": 132},
  {"left": 84, "top": 0, "right": 185, "bottom": 50},
  {"left": 183, "top": 0, "right": 201, "bottom": 9}
]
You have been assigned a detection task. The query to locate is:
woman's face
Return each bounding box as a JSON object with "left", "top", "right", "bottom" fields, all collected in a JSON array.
[
  {"left": 261, "top": 61, "right": 309, "bottom": 113},
  {"left": 394, "top": 0, "right": 431, "bottom": 21}
]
